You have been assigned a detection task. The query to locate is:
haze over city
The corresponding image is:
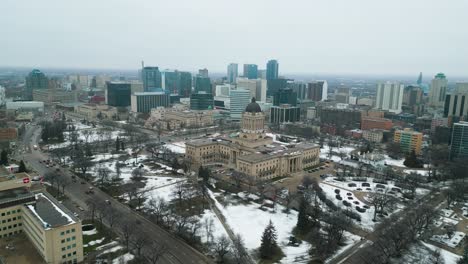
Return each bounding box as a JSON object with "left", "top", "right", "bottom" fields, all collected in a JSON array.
[
  {"left": 1, "top": 1, "right": 468, "bottom": 264},
  {"left": 2, "top": 0, "right": 468, "bottom": 76}
]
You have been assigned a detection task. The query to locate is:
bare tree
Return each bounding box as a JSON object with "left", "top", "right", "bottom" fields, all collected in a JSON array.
[
  {"left": 131, "top": 232, "right": 150, "bottom": 258},
  {"left": 85, "top": 198, "right": 97, "bottom": 223},
  {"left": 368, "top": 190, "right": 396, "bottom": 221},
  {"left": 202, "top": 217, "right": 214, "bottom": 243},
  {"left": 104, "top": 205, "right": 120, "bottom": 229},
  {"left": 147, "top": 196, "right": 170, "bottom": 225},
  {"left": 231, "top": 233, "right": 246, "bottom": 264},
  {"left": 213, "top": 235, "right": 231, "bottom": 263},
  {"left": 119, "top": 221, "right": 134, "bottom": 251},
  {"left": 96, "top": 166, "right": 112, "bottom": 188},
  {"left": 144, "top": 241, "right": 168, "bottom": 264}
]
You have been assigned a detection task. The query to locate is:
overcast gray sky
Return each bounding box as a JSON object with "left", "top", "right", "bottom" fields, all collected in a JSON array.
[{"left": 1, "top": 0, "right": 467, "bottom": 76}]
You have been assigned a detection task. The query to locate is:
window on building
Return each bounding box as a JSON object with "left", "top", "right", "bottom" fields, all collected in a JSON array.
[
  {"left": 62, "top": 255, "right": 66, "bottom": 259},
  {"left": 60, "top": 231, "right": 65, "bottom": 236}
]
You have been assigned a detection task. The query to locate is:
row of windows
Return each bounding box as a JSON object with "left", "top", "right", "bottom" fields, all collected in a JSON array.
[
  {"left": 1, "top": 216, "right": 21, "bottom": 223},
  {"left": 1, "top": 229, "right": 22, "bottom": 238},
  {"left": 1, "top": 223, "right": 22, "bottom": 231},
  {"left": 60, "top": 228, "right": 76, "bottom": 236},
  {"left": 61, "top": 236, "right": 76, "bottom": 243},
  {"left": 62, "top": 243, "right": 77, "bottom": 251},
  {"left": 0, "top": 209, "right": 21, "bottom": 217},
  {"left": 62, "top": 251, "right": 77, "bottom": 259}
]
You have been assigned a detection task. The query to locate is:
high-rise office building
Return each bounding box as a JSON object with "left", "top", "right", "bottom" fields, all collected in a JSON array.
[
  {"left": 177, "top": 71, "right": 192, "bottom": 97},
  {"left": 443, "top": 82, "right": 468, "bottom": 120},
  {"left": 267, "top": 78, "right": 288, "bottom": 97},
  {"left": 429, "top": 73, "right": 448, "bottom": 107},
  {"left": 190, "top": 92, "right": 214, "bottom": 110},
  {"left": 236, "top": 78, "right": 267, "bottom": 102},
  {"left": 273, "top": 88, "right": 297, "bottom": 106},
  {"left": 141, "top": 66, "right": 162, "bottom": 91},
  {"left": 227, "top": 63, "right": 238, "bottom": 84},
  {"left": 105, "top": 82, "right": 131, "bottom": 107},
  {"left": 243, "top": 64, "right": 258, "bottom": 79},
  {"left": 335, "top": 87, "right": 351, "bottom": 104},
  {"left": 450, "top": 121, "right": 468, "bottom": 159},
  {"left": 25, "top": 69, "right": 48, "bottom": 100},
  {"left": 215, "top": 84, "right": 232, "bottom": 97},
  {"left": 198, "top": 68, "right": 209, "bottom": 78},
  {"left": 375, "top": 82, "right": 404, "bottom": 113},
  {"left": 257, "top": 70, "right": 267, "bottom": 79},
  {"left": 230, "top": 89, "right": 251, "bottom": 120},
  {"left": 306, "top": 81, "right": 328, "bottom": 101},
  {"left": 161, "top": 70, "right": 178, "bottom": 94},
  {"left": 131, "top": 92, "right": 170, "bottom": 113},
  {"left": 194, "top": 76, "right": 211, "bottom": 94},
  {"left": 288, "top": 81, "right": 307, "bottom": 100},
  {"left": 266, "top": 60, "right": 279, "bottom": 80},
  {"left": 270, "top": 105, "right": 301, "bottom": 124},
  {"left": 402, "top": 85, "right": 424, "bottom": 116}
]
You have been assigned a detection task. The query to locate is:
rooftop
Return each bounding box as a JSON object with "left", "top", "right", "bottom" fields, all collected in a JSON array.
[
  {"left": 0, "top": 172, "right": 30, "bottom": 182},
  {"left": 0, "top": 188, "right": 35, "bottom": 208},
  {"left": 25, "top": 193, "right": 77, "bottom": 229}
]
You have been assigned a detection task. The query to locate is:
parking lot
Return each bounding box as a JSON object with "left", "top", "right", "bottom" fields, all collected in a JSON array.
[{"left": 0, "top": 233, "right": 46, "bottom": 264}]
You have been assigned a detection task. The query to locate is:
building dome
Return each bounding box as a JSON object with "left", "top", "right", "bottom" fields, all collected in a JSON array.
[{"left": 245, "top": 98, "right": 262, "bottom": 113}]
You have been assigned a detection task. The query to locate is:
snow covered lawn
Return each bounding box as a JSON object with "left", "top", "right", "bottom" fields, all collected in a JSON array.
[
  {"left": 398, "top": 241, "right": 462, "bottom": 264},
  {"left": 164, "top": 141, "right": 186, "bottom": 154}
]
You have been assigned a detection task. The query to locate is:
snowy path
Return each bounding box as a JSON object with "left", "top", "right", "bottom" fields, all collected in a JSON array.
[{"left": 207, "top": 190, "right": 255, "bottom": 264}]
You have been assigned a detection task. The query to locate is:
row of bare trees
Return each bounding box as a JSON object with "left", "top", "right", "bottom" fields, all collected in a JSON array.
[
  {"left": 355, "top": 201, "right": 437, "bottom": 264},
  {"left": 85, "top": 198, "right": 168, "bottom": 263}
]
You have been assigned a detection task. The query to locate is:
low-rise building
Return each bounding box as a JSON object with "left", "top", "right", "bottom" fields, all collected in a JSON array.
[
  {"left": 6, "top": 101, "right": 44, "bottom": 112},
  {"left": 363, "top": 129, "right": 384, "bottom": 143},
  {"left": 73, "top": 104, "right": 121, "bottom": 120},
  {"left": 32, "top": 89, "right": 78, "bottom": 105},
  {"left": 361, "top": 117, "right": 393, "bottom": 130},
  {"left": 0, "top": 128, "right": 17, "bottom": 142}
]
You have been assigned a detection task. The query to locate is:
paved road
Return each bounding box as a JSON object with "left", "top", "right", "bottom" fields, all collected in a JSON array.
[{"left": 22, "top": 124, "right": 211, "bottom": 264}]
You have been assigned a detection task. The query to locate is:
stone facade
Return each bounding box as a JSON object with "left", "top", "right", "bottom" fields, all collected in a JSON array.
[{"left": 186, "top": 99, "right": 320, "bottom": 180}]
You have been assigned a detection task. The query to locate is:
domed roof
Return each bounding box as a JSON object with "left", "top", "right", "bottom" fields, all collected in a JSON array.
[{"left": 245, "top": 98, "right": 262, "bottom": 113}]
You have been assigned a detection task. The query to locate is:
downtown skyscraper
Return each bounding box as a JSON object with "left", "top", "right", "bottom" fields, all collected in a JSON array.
[
  {"left": 227, "top": 63, "right": 238, "bottom": 84},
  {"left": 266, "top": 60, "right": 279, "bottom": 80},
  {"left": 243, "top": 64, "right": 258, "bottom": 79}
]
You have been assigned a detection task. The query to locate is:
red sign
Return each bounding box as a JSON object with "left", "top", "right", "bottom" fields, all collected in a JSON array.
[{"left": 23, "top": 178, "right": 30, "bottom": 184}]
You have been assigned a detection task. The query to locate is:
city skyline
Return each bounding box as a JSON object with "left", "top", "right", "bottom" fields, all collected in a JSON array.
[{"left": 1, "top": 0, "right": 468, "bottom": 76}]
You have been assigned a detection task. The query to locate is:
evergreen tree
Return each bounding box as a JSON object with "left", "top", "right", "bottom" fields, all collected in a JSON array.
[
  {"left": 120, "top": 141, "right": 125, "bottom": 150},
  {"left": 41, "top": 129, "right": 49, "bottom": 142},
  {"left": 296, "top": 196, "right": 310, "bottom": 234},
  {"left": 18, "top": 160, "right": 27, "bottom": 173},
  {"left": 115, "top": 137, "right": 120, "bottom": 152},
  {"left": 404, "top": 150, "right": 423, "bottom": 168},
  {"left": 199, "top": 166, "right": 209, "bottom": 185},
  {"left": 0, "top": 150, "right": 8, "bottom": 165},
  {"left": 260, "top": 220, "right": 278, "bottom": 259}
]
